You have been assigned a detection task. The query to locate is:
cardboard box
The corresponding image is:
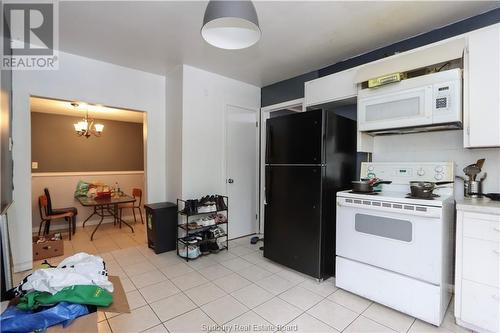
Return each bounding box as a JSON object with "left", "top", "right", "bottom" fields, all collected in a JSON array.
[
  {"left": 32, "top": 234, "right": 64, "bottom": 260},
  {"left": 48, "top": 276, "right": 130, "bottom": 333}
]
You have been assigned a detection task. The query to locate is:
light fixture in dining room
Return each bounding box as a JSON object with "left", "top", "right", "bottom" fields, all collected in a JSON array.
[
  {"left": 201, "top": 0, "right": 261, "bottom": 50},
  {"left": 72, "top": 102, "right": 104, "bottom": 138}
]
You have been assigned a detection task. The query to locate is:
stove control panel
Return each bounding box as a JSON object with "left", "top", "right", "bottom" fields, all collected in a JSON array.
[{"left": 360, "top": 162, "right": 454, "bottom": 184}]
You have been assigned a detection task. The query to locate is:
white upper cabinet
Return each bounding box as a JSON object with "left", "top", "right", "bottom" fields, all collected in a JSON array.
[
  {"left": 304, "top": 68, "right": 358, "bottom": 107},
  {"left": 464, "top": 23, "right": 500, "bottom": 148}
]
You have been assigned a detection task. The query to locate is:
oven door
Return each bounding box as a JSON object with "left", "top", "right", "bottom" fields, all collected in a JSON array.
[
  {"left": 358, "top": 86, "right": 433, "bottom": 132},
  {"left": 336, "top": 199, "right": 442, "bottom": 284}
]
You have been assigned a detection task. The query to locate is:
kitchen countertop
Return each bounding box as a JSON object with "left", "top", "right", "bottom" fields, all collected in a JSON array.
[{"left": 456, "top": 197, "right": 500, "bottom": 215}]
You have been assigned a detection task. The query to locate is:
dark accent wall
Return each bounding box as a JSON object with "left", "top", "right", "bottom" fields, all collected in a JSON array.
[
  {"left": 261, "top": 8, "right": 500, "bottom": 107},
  {"left": 31, "top": 113, "right": 144, "bottom": 172},
  {"left": 261, "top": 71, "right": 318, "bottom": 107}
]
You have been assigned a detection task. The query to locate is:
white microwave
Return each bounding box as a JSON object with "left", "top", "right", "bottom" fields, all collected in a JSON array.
[{"left": 358, "top": 69, "right": 462, "bottom": 135}]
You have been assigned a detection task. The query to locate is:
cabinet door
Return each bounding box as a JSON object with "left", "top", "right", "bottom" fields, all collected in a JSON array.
[
  {"left": 304, "top": 68, "right": 357, "bottom": 107},
  {"left": 465, "top": 24, "right": 500, "bottom": 148}
]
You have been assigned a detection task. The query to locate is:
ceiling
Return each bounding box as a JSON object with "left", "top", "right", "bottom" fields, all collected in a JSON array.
[
  {"left": 30, "top": 97, "right": 144, "bottom": 123},
  {"left": 58, "top": 1, "right": 500, "bottom": 87}
]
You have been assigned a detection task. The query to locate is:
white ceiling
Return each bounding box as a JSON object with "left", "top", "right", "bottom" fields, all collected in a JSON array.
[
  {"left": 30, "top": 97, "right": 144, "bottom": 123},
  {"left": 58, "top": 1, "right": 500, "bottom": 87}
]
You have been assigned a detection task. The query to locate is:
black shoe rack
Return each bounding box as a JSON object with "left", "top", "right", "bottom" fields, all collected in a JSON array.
[{"left": 176, "top": 195, "right": 229, "bottom": 261}]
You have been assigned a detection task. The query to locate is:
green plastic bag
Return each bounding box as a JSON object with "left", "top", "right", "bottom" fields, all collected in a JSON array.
[
  {"left": 74, "top": 180, "right": 90, "bottom": 197},
  {"left": 17, "top": 285, "right": 112, "bottom": 310}
]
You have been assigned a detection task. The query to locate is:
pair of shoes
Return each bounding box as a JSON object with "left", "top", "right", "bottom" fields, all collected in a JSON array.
[
  {"left": 208, "top": 241, "right": 220, "bottom": 253},
  {"left": 200, "top": 195, "right": 216, "bottom": 205},
  {"left": 182, "top": 235, "right": 202, "bottom": 243},
  {"left": 179, "top": 244, "right": 201, "bottom": 259},
  {"left": 182, "top": 199, "right": 199, "bottom": 215},
  {"left": 198, "top": 204, "right": 216, "bottom": 213},
  {"left": 198, "top": 217, "right": 215, "bottom": 227},
  {"left": 187, "top": 221, "right": 200, "bottom": 230},
  {"left": 215, "top": 196, "right": 227, "bottom": 211},
  {"left": 208, "top": 226, "right": 225, "bottom": 238},
  {"left": 212, "top": 213, "right": 227, "bottom": 224}
]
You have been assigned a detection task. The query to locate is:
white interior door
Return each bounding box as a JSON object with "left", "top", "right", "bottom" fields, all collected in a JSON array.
[{"left": 226, "top": 105, "right": 258, "bottom": 239}]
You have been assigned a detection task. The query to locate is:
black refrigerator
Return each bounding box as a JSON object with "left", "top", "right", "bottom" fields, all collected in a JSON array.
[{"left": 264, "top": 109, "right": 357, "bottom": 280}]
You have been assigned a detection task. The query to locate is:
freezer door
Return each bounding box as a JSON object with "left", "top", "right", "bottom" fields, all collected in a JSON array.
[
  {"left": 264, "top": 165, "right": 323, "bottom": 278},
  {"left": 266, "top": 110, "right": 323, "bottom": 164}
]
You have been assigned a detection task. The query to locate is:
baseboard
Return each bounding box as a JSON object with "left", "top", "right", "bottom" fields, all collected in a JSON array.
[
  {"left": 14, "top": 260, "right": 33, "bottom": 273},
  {"left": 31, "top": 214, "right": 137, "bottom": 234}
]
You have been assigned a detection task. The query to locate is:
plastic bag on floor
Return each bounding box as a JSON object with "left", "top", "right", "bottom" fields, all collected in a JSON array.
[
  {"left": 0, "top": 301, "right": 89, "bottom": 333},
  {"left": 17, "top": 285, "right": 113, "bottom": 310},
  {"left": 10, "top": 252, "right": 113, "bottom": 297}
]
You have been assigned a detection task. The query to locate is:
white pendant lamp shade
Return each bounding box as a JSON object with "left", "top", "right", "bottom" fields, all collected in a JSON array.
[{"left": 202, "top": 0, "right": 260, "bottom": 50}]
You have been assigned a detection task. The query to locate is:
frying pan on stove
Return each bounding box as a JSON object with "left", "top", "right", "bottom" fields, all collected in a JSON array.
[{"left": 352, "top": 178, "right": 392, "bottom": 193}]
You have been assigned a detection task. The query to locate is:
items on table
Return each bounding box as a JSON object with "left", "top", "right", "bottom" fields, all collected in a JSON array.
[{"left": 74, "top": 180, "right": 125, "bottom": 199}]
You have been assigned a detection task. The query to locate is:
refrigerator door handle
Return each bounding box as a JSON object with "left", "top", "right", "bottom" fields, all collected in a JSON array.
[
  {"left": 266, "top": 124, "right": 272, "bottom": 163},
  {"left": 265, "top": 167, "right": 271, "bottom": 205}
]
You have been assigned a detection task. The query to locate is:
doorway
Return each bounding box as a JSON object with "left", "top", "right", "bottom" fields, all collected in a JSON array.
[
  {"left": 225, "top": 105, "right": 259, "bottom": 239},
  {"left": 30, "top": 96, "right": 148, "bottom": 257}
]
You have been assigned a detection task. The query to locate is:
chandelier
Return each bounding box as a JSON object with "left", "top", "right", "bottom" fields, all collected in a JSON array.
[{"left": 72, "top": 102, "right": 104, "bottom": 138}]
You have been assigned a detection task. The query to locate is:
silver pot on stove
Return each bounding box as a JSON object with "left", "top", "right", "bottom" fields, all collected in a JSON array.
[{"left": 409, "top": 181, "right": 454, "bottom": 199}]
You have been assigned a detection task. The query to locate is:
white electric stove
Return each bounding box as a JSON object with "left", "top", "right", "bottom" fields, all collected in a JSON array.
[{"left": 335, "top": 162, "right": 455, "bottom": 326}]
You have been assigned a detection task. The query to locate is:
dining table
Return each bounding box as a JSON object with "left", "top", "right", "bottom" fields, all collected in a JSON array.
[{"left": 77, "top": 194, "right": 136, "bottom": 240}]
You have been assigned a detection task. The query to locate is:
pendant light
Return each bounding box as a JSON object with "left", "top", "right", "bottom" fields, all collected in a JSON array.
[
  {"left": 201, "top": 0, "right": 261, "bottom": 50},
  {"left": 72, "top": 102, "right": 104, "bottom": 138}
]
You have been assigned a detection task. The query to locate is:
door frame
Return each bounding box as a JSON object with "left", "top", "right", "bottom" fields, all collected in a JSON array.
[
  {"left": 224, "top": 104, "right": 260, "bottom": 238},
  {"left": 259, "top": 98, "right": 304, "bottom": 233}
]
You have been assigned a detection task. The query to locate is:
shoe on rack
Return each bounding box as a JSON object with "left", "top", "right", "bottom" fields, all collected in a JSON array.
[
  {"left": 214, "top": 213, "right": 227, "bottom": 224},
  {"left": 216, "top": 196, "right": 227, "bottom": 211},
  {"left": 187, "top": 221, "right": 200, "bottom": 230},
  {"left": 199, "top": 217, "right": 215, "bottom": 226},
  {"left": 198, "top": 204, "right": 216, "bottom": 213},
  {"left": 208, "top": 226, "right": 225, "bottom": 239},
  {"left": 179, "top": 245, "right": 201, "bottom": 259},
  {"left": 199, "top": 242, "right": 210, "bottom": 255},
  {"left": 208, "top": 241, "right": 220, "bottom": 253},
  {"left": 199, "top": 196, "right": 208, "bottom": 206}
]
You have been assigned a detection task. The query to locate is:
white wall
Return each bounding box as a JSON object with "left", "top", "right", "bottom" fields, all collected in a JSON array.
[
  {"left": 181, "top": 65, "right": 260, "bottom": 198},
  {"left": 372, "top": 130, "right": 500, "bottom": 196},
  {"left": 10, "top": 51, "right": 166, "bottom": 272},
  {"left": 165, "top": 66, "right": 183, "bottom": 202},
  {"left": 31, "top": 172, "right": 145, "bottom": 232}
]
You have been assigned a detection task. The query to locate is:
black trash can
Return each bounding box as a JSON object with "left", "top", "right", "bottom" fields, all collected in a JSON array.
[{"left": 144, "top": 202, "right": 177, "bottom": 254}]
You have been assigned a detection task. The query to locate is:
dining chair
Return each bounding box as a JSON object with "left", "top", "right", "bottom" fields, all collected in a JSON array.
[
  {"left": 44, "top": 188, "right": 78, "bottom": 235},
  {"left": 38, "top": 195, "right": 75, "bottom": 240},
  {"left": 119, "top": 188, "right": 144, "bottom": 224}
]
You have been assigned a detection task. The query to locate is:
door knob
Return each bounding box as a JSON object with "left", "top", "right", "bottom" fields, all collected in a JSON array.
[{"left": 228, "top": 179, "right": 234, "bottom": 184}]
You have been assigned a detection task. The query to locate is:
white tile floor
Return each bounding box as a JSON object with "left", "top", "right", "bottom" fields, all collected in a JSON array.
[{"left": 9, "top": 225, "right": 471, "bottom": 333}]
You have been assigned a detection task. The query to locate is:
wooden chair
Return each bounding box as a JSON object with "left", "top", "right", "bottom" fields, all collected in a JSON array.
[
  {"left": 38, "top": 195, "right": 74, "bottom": 240},
  {"left": 119, "top": 188, "right": 144, "bottom": 224}
]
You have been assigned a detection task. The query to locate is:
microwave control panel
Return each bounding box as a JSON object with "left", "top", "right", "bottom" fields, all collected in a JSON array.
[{"left": 433, "top": 81, "right": 456, "bottom": 112}]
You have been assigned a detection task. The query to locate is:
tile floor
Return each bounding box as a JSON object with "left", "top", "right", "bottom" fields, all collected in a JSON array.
[{"left": 10, "top": 221, "right": 471, "bottom": 333}]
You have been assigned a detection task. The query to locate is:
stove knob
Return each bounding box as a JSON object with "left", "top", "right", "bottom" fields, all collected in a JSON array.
[
  {"left": 417, "top": 168, "right": 425, "bottom": 176},
  {"left": 367, "top": 166, "right": 374, "bottom": 171},
  {"left": 435, "top": 166, "right": 444, "bottom": 173},
  {"left": 434, "top": 173, "right": 443, "bottom": 180}
]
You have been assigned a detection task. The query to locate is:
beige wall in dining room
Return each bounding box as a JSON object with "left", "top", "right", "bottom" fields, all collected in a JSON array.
[{"left": 31, "top": 112, "right": 144, "bottom": 172}]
